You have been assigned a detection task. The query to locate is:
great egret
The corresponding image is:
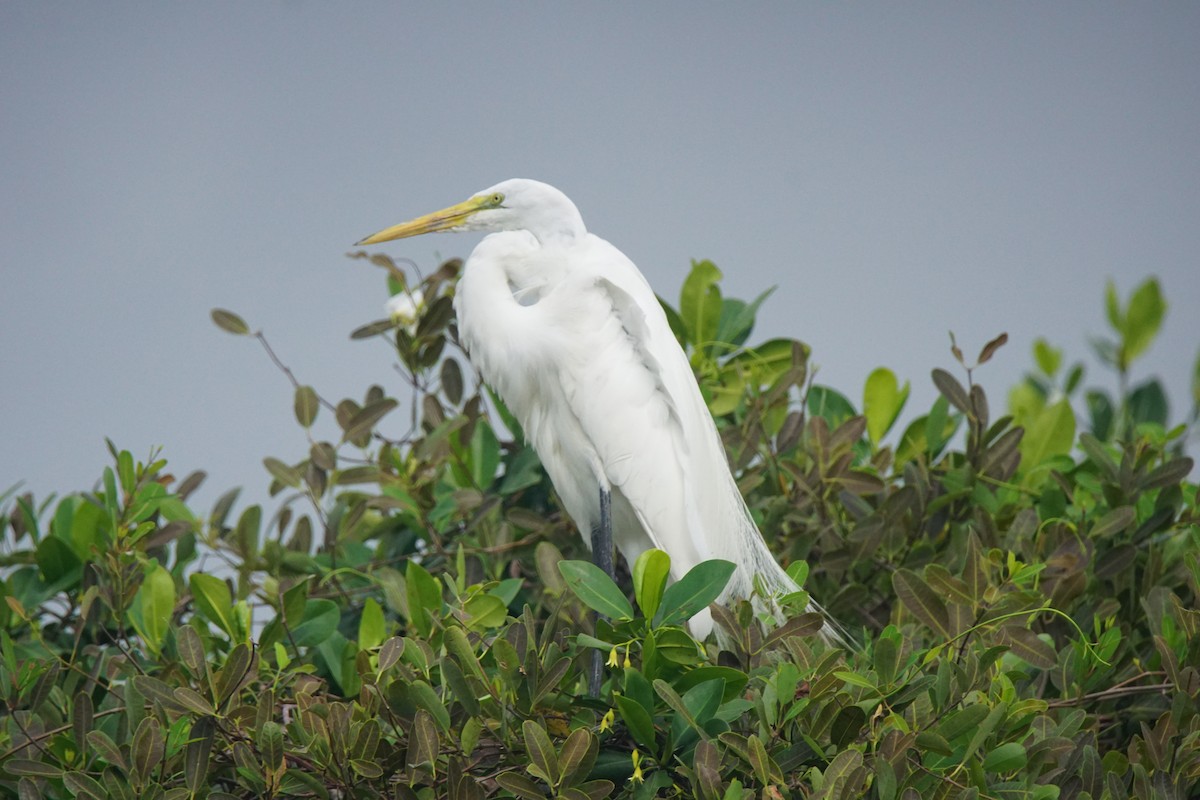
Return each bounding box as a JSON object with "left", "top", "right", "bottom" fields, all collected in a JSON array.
[{"left": 357, "top": 179, "right": 839, "bottom": 645}]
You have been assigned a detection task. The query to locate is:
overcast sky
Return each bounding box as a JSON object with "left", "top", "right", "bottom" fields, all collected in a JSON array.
[{"left": 3, "top": 4, "right": 1198, "bottom": 513}]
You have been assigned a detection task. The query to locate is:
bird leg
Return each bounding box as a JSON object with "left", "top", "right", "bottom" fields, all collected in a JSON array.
[{"left": 588, "top": 487, "right": 614, "bottom": 696}]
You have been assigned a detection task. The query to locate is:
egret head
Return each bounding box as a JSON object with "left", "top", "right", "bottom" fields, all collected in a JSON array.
[{"left": 356, "top": 178, "right": 586, "bottom": 246}]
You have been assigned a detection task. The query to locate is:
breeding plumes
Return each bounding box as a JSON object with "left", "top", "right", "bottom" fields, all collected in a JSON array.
[{"left": 356, "top": 179, "right": 841, "bottom": 646}]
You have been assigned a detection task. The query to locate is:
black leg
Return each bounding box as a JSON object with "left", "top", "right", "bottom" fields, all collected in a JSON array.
[
  {"left": 593, "top": 487, "right": 614, "bottom": 580},
  {"left": 588, "top": 487, "right": 614, "bottom": 696}
]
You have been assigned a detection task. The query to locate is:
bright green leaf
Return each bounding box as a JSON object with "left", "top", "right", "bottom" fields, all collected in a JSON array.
[
  {"left": 863, "top": 367, "right": 910, "bottom": 444},
  {"left": 1120, "top": 277, "right": 1166, "bottom": 364},
  {"left": 129, "top": 563, "right": 175, "bottom": 655},
  {"left": 680, "top": 260, "right": 723, "bottom": 352},
  {"left": 633, "top": 549, "right": 670, "bottom": 620},
  {"left": 189, "top": 573, "right": 236, "bottom": 639},
  {"left": 358, "top": 596, "right": 385, "bottom": 650}
]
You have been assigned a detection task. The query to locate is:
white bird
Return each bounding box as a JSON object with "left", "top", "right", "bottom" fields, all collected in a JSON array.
[{"left": 356, "top": 179, "right": 839, "bottom": 646}]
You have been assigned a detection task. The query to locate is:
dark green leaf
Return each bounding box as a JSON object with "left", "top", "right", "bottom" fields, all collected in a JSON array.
[
  {"left": 441, "top": 358, "right": 464, "bottom": 405},
  {"left": 496, "top": 772, "right": 546, "bottom": 800},
  {"left": 86, "top": 730, "right": 127, "bottom": 770},
  {"left": 619, "top": 695, "right": 657, "bottom": 753},
  {"left": 131, "top": 716, "right": 165, "bottom": 782},
  {"left": 63, "top": 772, "right": 106, "bottom": 800},
  {"left": 5, "top": 759, "right": 63, "bottom": 778},
  {"left": 932, "top": 368, "right": 970, "bottom": 414},
  {"left": 558, "top": 727, "right": 599, "bottom": 787},
  {"left": 290, "top": 599, "right": 340, "bottom": 647},
  {"left": 294, "top": 385, "right": 319, "bottom": 427},
  {"left": 1090, "top": 506, "right": 1136, "bottom": 539},
  {"left": 1002, "top": 626, "right": 1057, "bottom": 669},
  {"left": 258, "top": 720, "right": 285, "bottom": 771},
  {"left": 558, "top": 560, "right": 635, "bottom": 620},
  {"left": 983, "top": 742, "right": 1028, "bottom": 773},
  {"left": 892, "top": 569, "right": 950, "bottom": 638},
  {"left": 1128, "top": 380, "right": 1168, "bottom": 427},
  {"left": 657, "top": 559, "right": 735, "bottom": 626},
  {"left": 184, "top": 718, "right": 215, "bottom": 792},
  {"left": 211, "top": 308, "right": 250, "bottom": 335},
  {"left": 522, "top": 720, "right": 558, "bottom": 786},
  {"left": 341, "top": 397, "right": 398, "bottom": 444}
]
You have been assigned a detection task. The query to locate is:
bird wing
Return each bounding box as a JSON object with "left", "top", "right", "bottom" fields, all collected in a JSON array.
[
  {"left": 549, "top": 236, "right": 722, "bottom": 579},
  {"left": 561, "top": 236, "right": 800, "bottom": 604}
]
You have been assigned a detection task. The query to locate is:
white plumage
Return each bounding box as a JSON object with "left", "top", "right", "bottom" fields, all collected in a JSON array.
[{"left": 358, "top": 179, "right": 835, "bottom": 641}]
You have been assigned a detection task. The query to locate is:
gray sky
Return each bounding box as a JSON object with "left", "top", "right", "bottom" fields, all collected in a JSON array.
[{"left": 3, "top": 4, "right": 1198, "bottom": 512}]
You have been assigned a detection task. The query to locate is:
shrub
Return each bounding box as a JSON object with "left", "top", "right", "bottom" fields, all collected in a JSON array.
[{"left": 1, "top": 260, "right": 1197, "bottom": 799}]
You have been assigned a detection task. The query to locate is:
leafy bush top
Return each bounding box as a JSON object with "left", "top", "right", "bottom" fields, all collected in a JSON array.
[{"left": 2, "top": 260, "right": 1198, "bottom": 800}]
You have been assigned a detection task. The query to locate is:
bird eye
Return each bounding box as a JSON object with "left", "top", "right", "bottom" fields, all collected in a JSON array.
[{"left": 490, "top": 193, "right": 504, "bottom": 206}]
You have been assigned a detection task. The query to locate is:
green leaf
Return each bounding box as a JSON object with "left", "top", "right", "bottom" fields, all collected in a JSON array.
[
  {"left": 131, "top": 716, "right": 164, "bottom": 782},
  {"left": 657, "top": 560, "right": 735, "bottom": 627},
  {"left": 35, "top": 535, "right": 81, "bottom": 584},
  {"left": 615, "top": 693, "right": 657, "bottom": 749},
  {"left": 1104, "top": 279, "right": 1121, "bottom": 331},
  {"left": 341, "top": 397, "right": 398, "bottom": 445},
  {"left": 189, "top": 573, "right": 236, "bottom": 639},
  {"left": 747, "top": 734, "right": 773, "bottom": 785},
  {"left": 358, "top": 597, "right": 386, "bottom": 650},
  {"left": 558, "top": 560, "right": 635, "bottom": 620},
  {"left": 210, "top": 308, "right": 250, "bottom": 335},
  {"left": 6, "top": 759, "right": 64, "bottom": 778},
  {"left": 559, "top": 727, "right": 599, "bottom": 788},
  {"left": 129, "top": 562, "right": 175, "bottom": 654},
  {"left": 863, "top": 367, "right": 910, "bottom": 444},
  {"left": 469, "top": 422, "right": 502, "bottom": 489},
  {"left": 680, "top": 259, "right": 723, "bottom": 351},
  {"left": 407, "top": 709, "right": 439, "bottom": 775},
  {"left": 1033, "top": 338, "right": 1061, "bottom": 377},
  {"left": 184, "top": 717, "right": 215, "bottom": 792},
  {"left": 1192, "top": 348, "right": 1200, "bottom": 406},
  {"left": 1086, "top": 390, "right": 1115, "bottom": 441},
  {"left": 214, "top": 642, "right": 254, "bottom": 707},
  {"left": 807, "top": 384, "right": 858, "bottom": 427},
  {"left": 676, "top": 666, "right": 748, "bottom": 705},
  {"left": 463, "top": 593, "right": 508, "bottom": 631},
  {"left": 715, "top": 286, "right": 775, "bottom": 347},
  {"left": 403, "top": 560, "right": 441, "bottom": 638},
  {"left": 1120, "top": 277, "right": 1166, "bottom": 364},
  {"left": 63, "top": 772, "right": 105, "bottom": 800},
  {"left": 87, "top": 730, "right": 127, "bottom": 770},
  {"left": 633, "top": 549, "right": 670, "bottom": 620},
  {"left": 1089, "top": 506, "right": 1136, "bottom": 540},
  {"left": 522, "top": 720, "right": 559, "bottom": 786},
  {"left": 294, "top": 385, "right": 319, "bottom": 428},
  {"left": 938, "top": 704, "right": 991, "bottom": 741},
  {"left": 983, "top": 741, "right": 1028, "bottom": 773},
  {"left": 263, "top": 457, "right": 302, "bottom": 488},
  {"left": 291, "top": 599, "right": 340, "bottom": 647},
  {"left": 497, "top": 772, "right": 546, "bottom": 800},
  {"left": 892, "top": 569, "right": 950, "bottom": 638},
  {"left": 931, "top": 368, "right": 971, "bottom": 414},
  {"left": 1020, "top": 398, "right": 1076, "bottom": 467},
  {"left": 1002, "top": 626, "right": 1057, "bottom": 669},
  {"left": 1128, "top": 380, "right": 1168, "bottom": 427}
]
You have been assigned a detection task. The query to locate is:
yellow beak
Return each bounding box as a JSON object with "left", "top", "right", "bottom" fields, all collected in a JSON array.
[{"left": 355, "top": 195, "right": 489, "bottom": 245}]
